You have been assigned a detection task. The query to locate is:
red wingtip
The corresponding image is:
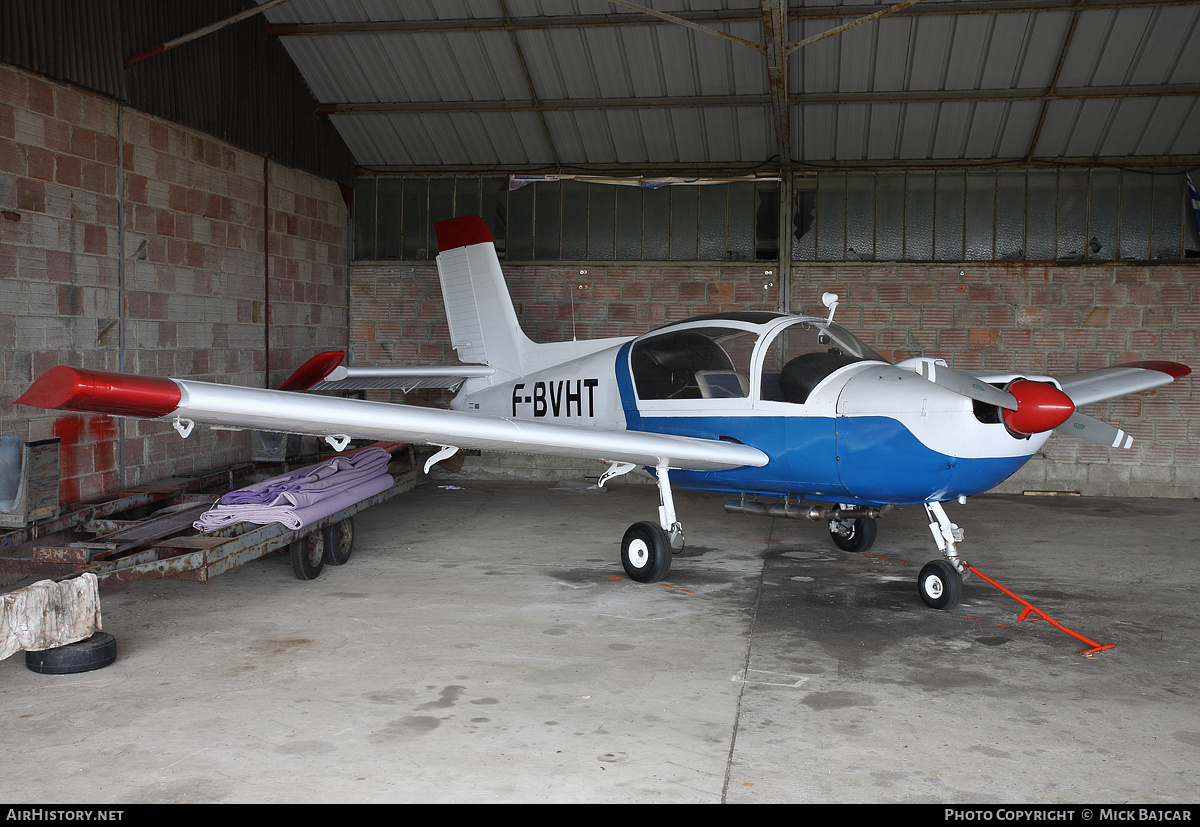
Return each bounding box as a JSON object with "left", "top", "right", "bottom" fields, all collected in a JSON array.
[
  {"left": 435, "top": 215, "right": 493, "bottom": 253},
  {"left": 279, "top": 351, "right": 345, "bottom": 392},
  {"left": 1120, "top": 360, "right": 1191, "bottom": 379},
  {"left": 16, "top": 367, "right": 181, "bottom": 417}
]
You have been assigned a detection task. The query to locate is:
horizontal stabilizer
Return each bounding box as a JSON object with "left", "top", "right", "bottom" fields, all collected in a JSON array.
[
  {"left": 310, "top": 365, "right": 496, "bottom": 393},
  {"left": 279, "top": 352, "right": 494, "bottom": 394}
]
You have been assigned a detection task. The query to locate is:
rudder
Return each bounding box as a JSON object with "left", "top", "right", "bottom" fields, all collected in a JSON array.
[{"left": 434, "top": 216, "right": 532, "bottom": 376}]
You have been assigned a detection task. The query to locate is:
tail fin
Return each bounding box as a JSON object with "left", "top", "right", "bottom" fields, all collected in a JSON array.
[{"left": 435, "top": 216, "right": 533, "bottom": 375}]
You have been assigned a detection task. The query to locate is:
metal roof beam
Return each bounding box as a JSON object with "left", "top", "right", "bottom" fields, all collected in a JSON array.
[
  {"left": 314, "top": 83, "right": 1200, "bottom": 115},
  {"left": 762, "top": 0, "right": 790, "bottom": 169},
  {"left": 266, "top": 0, "right": 1197, "bottom": 37},
  {"left": 604, "top": 0, "right": 763, "bottom": 52},
  {"left": 353, "top": 154, "right": 1200, "bottom": 176}
]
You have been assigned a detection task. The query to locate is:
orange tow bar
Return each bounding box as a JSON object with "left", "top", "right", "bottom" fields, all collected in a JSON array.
[{"left": 963, "top": 563, "right": 1114, "bottom": 656}]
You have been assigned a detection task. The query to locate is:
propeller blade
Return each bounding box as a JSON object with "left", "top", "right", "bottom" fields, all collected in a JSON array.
[
  {"left": 906, "top": 359, "right": 1018, "bottom": 411},
  {"left": 1054, "top": 411, "right": 1133, "bottom": 449}
]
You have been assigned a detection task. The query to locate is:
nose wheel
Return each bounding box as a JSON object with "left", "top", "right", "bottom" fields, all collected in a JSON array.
[
  {"left": 919, "top": 501, "right": 967, "bottom": 609},
  {"left": 918, "top": 559, "right": 963, "bottom": 609}
]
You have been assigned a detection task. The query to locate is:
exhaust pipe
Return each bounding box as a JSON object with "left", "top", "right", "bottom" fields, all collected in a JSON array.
[{"left": 724, "top": 499, "right": 891, "bottom": 522}]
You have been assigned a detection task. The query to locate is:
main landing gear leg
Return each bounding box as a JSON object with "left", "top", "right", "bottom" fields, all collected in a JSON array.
[
  {"left": 918, "top": 501, "right": 967, "bottom": 610},
  {"left": 619, "top": 463, "right": 682, "bottom": 583}
]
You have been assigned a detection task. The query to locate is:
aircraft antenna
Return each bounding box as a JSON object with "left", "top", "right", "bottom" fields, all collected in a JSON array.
[{"left": 573, "top": 271, "right": 589, "bottom": 341}]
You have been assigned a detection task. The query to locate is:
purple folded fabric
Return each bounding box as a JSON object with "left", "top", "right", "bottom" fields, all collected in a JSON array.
[
  {"left": 218, "top": 448, "right": 392, "bottom": 506},
  {"left": 193, "top": 447, "right": 394, "bottom": 532}
]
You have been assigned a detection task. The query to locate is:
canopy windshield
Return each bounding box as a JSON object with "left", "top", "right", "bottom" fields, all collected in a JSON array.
[{"left": 760, "top": 320, "right": 887, "bottom": 404}]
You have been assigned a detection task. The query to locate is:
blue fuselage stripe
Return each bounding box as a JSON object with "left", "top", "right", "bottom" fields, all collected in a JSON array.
[{"left": 614, "top": 342, "right": 1029, "bottom": 504}]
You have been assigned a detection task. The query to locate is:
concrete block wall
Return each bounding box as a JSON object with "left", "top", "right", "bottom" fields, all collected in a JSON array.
[
  {"left": 350, "top": 258, "right": 1198, "bottom": 498},
  {"left": 0, "top": 63, "right": 348, "bottom": 504}
]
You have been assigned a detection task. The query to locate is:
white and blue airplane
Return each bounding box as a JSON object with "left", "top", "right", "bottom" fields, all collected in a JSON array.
[{"left": 18, "top": 216, "right": 1191, "bottom": 609}]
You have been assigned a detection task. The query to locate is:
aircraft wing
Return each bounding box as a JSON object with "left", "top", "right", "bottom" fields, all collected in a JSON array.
[{"left": 16, "top": 367, "right": 768, "bottom": 472}]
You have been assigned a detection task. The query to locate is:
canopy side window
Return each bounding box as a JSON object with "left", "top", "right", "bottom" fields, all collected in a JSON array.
[{"left": 631, "top": 328, "right": 756, "bottom": 400}]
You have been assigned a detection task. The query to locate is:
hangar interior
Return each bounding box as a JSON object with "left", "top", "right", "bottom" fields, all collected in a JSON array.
[{"left": 2, "top": 0, "right": 1197, "bottom": 505}]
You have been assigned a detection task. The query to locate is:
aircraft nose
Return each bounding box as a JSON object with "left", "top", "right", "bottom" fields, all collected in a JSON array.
[{"left": 1001, "top": 380, "right": 1076, "bottom": 435}]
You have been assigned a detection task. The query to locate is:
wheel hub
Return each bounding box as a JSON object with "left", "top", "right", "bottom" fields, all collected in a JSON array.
[
  {"left": 628, "top": 539, "right": 649, "bottom": 568},
  {"left": 923, "top": 574, "right": 944, "bottom": 599}
]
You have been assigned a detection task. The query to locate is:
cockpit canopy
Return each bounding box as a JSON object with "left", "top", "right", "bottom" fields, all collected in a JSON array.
[{"left": 631, "top": 313, "right": 886, "bottom": 405}]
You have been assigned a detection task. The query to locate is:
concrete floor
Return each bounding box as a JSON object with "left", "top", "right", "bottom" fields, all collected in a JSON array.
[{"left": 2, "top": 479, "right": 1199, "bottom": 804}]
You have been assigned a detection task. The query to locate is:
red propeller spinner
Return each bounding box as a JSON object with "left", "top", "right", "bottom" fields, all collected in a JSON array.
[{"left": 1001, "top": 379, "right": 1076, "bottom": 435}]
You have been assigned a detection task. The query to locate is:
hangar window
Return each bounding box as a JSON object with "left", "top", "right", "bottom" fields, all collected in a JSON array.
[
  {"left": 792, "top": 168, "right": 1199, "bottom": 263},
  {"left": 353, "top": 169, "right": 1199, "bottom": 263},
  {"left": 354, "top": 175, "right": 780, "bottom": 263}
]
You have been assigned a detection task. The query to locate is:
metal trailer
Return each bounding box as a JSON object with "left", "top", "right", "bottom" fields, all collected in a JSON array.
[{"left": 0, "top": 441, "right": 418, "bottom": 590}]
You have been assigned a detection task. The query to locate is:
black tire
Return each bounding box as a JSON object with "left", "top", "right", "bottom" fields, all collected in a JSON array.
[
  {"left": 829, "top": 516, "right": 878, "bottom": 553},
  {"left": 918, "top": 559, "right": 963, "bottom": 610},
  {"left": 323, "top": 517, "right": 354, "bottom": 566},
  {"left": 621, "top": 521, "right": 672, "bottom": 583},
  {"left": 25, "top": 632, "right": 117, "bottom": 675},
  {"left": 290, "top": 531, "right": 325, "bottom": 580}
]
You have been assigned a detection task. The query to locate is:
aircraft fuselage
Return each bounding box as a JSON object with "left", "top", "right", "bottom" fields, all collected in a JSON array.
[{"left": 455, "top": 312, "right": 1047, "bottom": 506}]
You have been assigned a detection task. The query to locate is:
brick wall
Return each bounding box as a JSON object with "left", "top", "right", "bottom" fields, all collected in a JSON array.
[
  {"left": 0, "top": 63, "right": 348, "bottom": 504},
  {"left": 350, "top": 258, "right": 1198, "bottom": 498}
]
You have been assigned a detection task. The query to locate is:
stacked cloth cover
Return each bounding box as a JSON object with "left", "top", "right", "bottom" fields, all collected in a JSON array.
[{"left": 194, "top": 446, "right": 393, "bottom": 532}]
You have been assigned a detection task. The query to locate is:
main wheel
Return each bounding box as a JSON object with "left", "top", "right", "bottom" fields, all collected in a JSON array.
[
  {"left": 323, "top": 517, "right": 354, "bottom": 566},
  {"left": 620, "top": 521, "right": 672, "bottom": 583},
  {"left": 290, "top": 531, "right": 325, "bottom": 580},
  {"left": 25, "top": 632, "right": 117, "bottom": 675},
  {"left": 918, "top": 559, "right": 963, "bottom": 610},
  {"left": 829, "top": 516, "right": 878, "bottom": 553}
]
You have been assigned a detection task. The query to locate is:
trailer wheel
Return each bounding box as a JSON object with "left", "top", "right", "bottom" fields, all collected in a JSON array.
[
  {"left": 323, "top": 517, "right": 354, "bottom": 566},
  {"left": 290, "top": 531, "right": 325, "bottom": 580},
  {"left": 25, "top": 632, "right": 117, "bottom": 675}
]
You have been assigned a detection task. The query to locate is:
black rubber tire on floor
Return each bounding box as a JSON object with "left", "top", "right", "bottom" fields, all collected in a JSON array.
[
  {"left": 322, "top": 517, "right": 354, "bottom": 566},
  {"left": 620, "top": 521, "right": 673, "bottom": 583},
  {"left": 25, "top": 632, "right": 117, "bottom": 675},
  {"left": 918, "top": 559, "right": 964, "bottom": 610},
  {"left": 290, "top": 531, "right": 325, "bottom": 580}
]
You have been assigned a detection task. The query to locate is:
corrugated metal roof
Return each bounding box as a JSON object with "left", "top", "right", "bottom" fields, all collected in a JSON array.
[{"left": 261, "top": 0, "right": 1200, "bottom": 171}]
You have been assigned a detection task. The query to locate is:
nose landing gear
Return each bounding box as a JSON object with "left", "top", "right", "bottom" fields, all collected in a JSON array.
[{"left": 919, "top": 501, "right": 967, "bottom": 609}]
